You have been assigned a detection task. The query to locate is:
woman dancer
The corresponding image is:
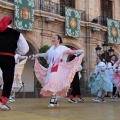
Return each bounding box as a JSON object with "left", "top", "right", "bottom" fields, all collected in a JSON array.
[
  {"left": 88, "top": 55, "right": 113, "bottom": 102},
  {"left": 112, "top": 56, "right": 120, "bottom": 94},
  {"left": 107, "top": 55, "right": 117, "bottom": 100},
  {"left": 30, "top": 35, "right": 84, "bottom": 107}
]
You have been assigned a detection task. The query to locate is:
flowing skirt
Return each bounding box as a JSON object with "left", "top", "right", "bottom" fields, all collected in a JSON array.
[
  {"left": 34, "top": 54, "right": 84, "bottom": 97},
  {"left": 88, "top": 72, "right": 113, "bottom": 95},
  {"left": 12, "top": 57, "right": 28, "bottom": 88}
]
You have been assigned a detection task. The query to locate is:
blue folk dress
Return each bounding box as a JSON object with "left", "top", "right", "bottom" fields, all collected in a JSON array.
[{"left": 88, "top": 62, "right": 113, "bottom": 95}]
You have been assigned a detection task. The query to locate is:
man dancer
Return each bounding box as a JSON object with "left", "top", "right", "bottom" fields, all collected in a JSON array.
[
  {"left": 9, "top": 54, "right": 28, "bottom": 102},
  {"left": 68, "top": 48, "right": 84, "bottom": 103},
  {"left": 0, "top": 16, "right": 29, "bottom": 110}
]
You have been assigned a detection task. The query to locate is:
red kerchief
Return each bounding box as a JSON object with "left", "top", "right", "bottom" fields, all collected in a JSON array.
[{"left": 0, "top": 16, "right": 12, "bottom": 32}]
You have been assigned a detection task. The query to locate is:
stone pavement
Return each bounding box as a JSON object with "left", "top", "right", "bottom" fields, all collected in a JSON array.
[{"left": 0, "top": 97, "right": 120, "bottom": 120}]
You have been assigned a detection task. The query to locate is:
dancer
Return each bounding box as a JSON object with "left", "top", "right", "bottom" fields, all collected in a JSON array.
[
  {"left": 107, "top": 55, "right": 116, "bottom": 100},
  {"left": 112, "top": 56, "right": 120, "bottom": 95},
  {"left": 30, "top": 35, "right": 84, "bottom": 107},
  {"left": 0, "top": 16, "right": 29, "bottom": 110},
  {"left": 9, "top": 54, "right": 28, "bottom": 102},
  {"left": 88, "top": 55, "right": 113, "bottom": 102},
  {"left": 68, "top": 48, "right": 84, "bottom": 103}
]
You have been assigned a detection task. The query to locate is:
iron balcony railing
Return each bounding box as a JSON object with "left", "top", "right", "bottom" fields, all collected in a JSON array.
[
  {"left": 92, "top": 15, "right": 112, "bottom": 27},
  {"left": 95, "top": 15, "right": 113, "bottom": 27},
  {"left": 97, "top": 15, "right": 108, "bottom": 27},
  {"left": 1, "top": 0, "right": 86, "bottom": 21}
]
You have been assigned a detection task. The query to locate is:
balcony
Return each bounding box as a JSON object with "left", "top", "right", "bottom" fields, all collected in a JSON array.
[
  {"left": 93, "top": 15, "right": 113, "bottom": 27},
  {"left": 97, "top": 16, "right": 108, "bottom": 27},
  {"left": 0, "top": 0, "right": 86, "bottom": 21}
]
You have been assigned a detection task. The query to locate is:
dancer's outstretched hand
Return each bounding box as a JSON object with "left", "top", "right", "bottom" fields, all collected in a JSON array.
[
  {"left": 76, "top": 49, "right": 85, "bottom": 55},
  {"left": 29, "top": 54, "right": 40, "bottom": 60},
  {"left": 29, "top": 54, "right": 35, "bottom": 60}
]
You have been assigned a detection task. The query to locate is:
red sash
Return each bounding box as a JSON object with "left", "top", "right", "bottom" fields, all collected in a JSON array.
[
  {"left": 0, "top": 52, "right": 14, "bottom": 56},
  {"left": 51, "top": 59, "right": 63, "bottom": 72}
]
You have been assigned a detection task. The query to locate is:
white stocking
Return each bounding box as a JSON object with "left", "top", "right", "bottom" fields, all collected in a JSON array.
[{"left": 97, "top": 89, "right": 102, "bottom": 97}]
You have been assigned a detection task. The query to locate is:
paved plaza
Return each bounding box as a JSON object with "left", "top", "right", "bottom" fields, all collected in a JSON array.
[{"left": 0, "top": 97, "right": 120, "bottom": 120}]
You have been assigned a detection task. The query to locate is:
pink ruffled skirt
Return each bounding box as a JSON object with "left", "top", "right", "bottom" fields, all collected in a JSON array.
[{"left": 34, "top": 54, "right": 84, "bottom": 97}]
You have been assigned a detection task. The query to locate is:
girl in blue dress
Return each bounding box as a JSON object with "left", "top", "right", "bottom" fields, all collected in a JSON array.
[{"left": 88, "top": 55, "right": 113, "bottom": 102}]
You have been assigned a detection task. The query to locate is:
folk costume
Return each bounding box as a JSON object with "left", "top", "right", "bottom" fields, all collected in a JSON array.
[
  {"left": 88, "top": 62, "right": 113, "bottom": 102},
  {"left": 68, "top": 48, "right": 84, "bottom": 104},
  {"left": 34, "top": 45, "right": 84, "bottom": 107},
  {"left": 112, "top": 59, "right": 120, "bottom": 93},
  {"left": 12, "top": 54, "right": 28, "bottom": 88},
  {"left": 9, "top": 54, "right": 28, "bottom": 102},
  {"left": 0, "top": 16, "right": 29, "bottom": 110},
  {"left": 107, "top": 60, "right": 116, "bottom": 99}
]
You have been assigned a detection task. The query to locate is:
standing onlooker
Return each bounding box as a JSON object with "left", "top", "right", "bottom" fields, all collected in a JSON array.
[{"left": 0, "top": 16, "right": 29, "bottom": 110}]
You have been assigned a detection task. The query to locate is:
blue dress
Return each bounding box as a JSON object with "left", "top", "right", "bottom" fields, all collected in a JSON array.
[{"left": 88, "top": 62, "right": 113, "bottom": 95}]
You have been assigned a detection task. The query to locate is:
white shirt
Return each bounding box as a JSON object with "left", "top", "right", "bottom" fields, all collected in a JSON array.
[{"left": 16, "top": 33, "right": 29, "bottom": 55}]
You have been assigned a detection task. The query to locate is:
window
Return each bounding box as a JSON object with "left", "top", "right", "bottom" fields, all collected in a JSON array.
[
  {"left": 60, "top": 0, "right": 75, "bottom": 8},
  {"left": 60, "top": 0, "right": 75, "bottom": 16},
  {"left": 100, "top": 0, "right": 113, "bottom": 26}
]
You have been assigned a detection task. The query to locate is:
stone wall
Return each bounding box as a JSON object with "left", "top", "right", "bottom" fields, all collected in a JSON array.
[
  {"left": 114, "top": 0, "right": 120, "bottom": 20},
  {"left": 88, "top": 0, "right": 100, "bottom": 21}
]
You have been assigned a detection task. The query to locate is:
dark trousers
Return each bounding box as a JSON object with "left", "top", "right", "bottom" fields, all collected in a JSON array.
[
  {"left": 112, "top": 84, "right": 117, "bottom": 96},
  {"left": 70, "top": 72, "right": 81, "bottom": 97},
  {"left": 0, "top": 55, "right": 15, "bottom": 98}
]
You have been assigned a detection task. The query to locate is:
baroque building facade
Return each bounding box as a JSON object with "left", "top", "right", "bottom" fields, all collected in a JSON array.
[{"left": 0, "top": 0, "right": 120, "bottom": 97}]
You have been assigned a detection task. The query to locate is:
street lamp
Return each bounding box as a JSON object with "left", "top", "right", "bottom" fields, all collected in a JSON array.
[
  {"left": 95, "top": 45, "right": 101, "bottom": 55},
  {"left": 102, "top": 42, "right": 108, "bottom": 63},
  {"left": 102, "top": 42, "right": 108, "bottom": 52},
  {"left": 108, "top": 47, "right": 114, "bottom": 56},
  {"left": 95, "top": 42, "right": 114, "bottom": 63}
]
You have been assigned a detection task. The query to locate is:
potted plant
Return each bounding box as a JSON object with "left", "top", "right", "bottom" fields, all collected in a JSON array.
[{"left": 35, "top": 45, "right": 50, "bottom": 98}]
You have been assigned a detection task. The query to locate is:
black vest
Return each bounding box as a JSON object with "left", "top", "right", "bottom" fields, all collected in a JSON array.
[{"left": 0, "top": 27, "right": 20, "bottom": 54}]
